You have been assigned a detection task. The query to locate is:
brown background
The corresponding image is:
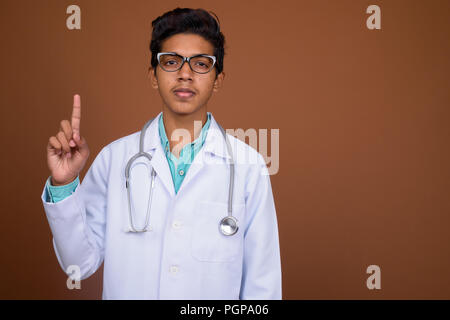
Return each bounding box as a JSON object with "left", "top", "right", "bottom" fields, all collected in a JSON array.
[{"left": 0, "top": 0, "right": 449, "bottom": 299}]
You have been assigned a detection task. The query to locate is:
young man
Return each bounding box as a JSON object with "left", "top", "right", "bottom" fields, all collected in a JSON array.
[{"left": 42, "top": 7, "right": 281, "bottom": 299}]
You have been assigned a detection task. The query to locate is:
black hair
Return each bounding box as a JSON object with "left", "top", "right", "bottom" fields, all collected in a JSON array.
[{"left": 149, "top": 8, "right": 226, "bottom": 79}]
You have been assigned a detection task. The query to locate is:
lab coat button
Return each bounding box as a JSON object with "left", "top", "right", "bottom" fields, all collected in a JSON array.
[
  {"left": 169, "top": 265, "right": 179, "bottom": 274},
  {"left": 172, "top": 221, "right": 182, "bottom": 229},
  {"left": 179, "top": 169, "right": 184, "bottom": 176}
]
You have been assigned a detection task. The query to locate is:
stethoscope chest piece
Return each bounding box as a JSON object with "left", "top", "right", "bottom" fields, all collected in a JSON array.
[{"left": 219, "top": 216, "right": 239, "bottom": 236}]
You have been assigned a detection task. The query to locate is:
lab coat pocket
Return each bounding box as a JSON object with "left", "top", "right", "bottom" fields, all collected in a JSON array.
[{"left": 191, "top": 201, "right": 245, "bottom": 263}]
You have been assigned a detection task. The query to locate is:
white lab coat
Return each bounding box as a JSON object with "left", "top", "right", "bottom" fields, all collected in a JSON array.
[{"left": 41, "top": 112, "right": 282, "bottom": 299}]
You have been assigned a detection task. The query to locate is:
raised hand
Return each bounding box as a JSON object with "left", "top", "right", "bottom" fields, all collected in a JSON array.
[{"left": 47, "top": 94, "right": 90, "bottom": 186}]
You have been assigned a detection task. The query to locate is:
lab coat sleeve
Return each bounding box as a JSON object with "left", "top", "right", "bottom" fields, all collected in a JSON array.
[
  {"left": 239, "top": 154, "right": 282, "bottom": 299},
  {"left": 41, "top": 146, "right": 110, "bottom": 281}
]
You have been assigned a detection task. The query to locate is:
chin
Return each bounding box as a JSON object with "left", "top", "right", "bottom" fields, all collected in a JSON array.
[{"left": 168, "top": 103, "right": 202, "bottom": 115}]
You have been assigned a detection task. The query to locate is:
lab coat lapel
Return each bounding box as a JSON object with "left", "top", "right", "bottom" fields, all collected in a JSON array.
[
  {"left": 150, "top": 143, "right": 176, "bottom": 197},
  {"left": 143, "top": 112, "right": 176, "bottom": 197},
  {"left": 176, "top": 148, "right": 205, "bottom": 195},
  {"left": 176, "top": 114, "right": 231, "bottom": 195}
]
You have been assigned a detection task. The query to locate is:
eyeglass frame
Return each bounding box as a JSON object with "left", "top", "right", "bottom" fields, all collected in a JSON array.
[{"left": 157, "top": 52, "right": 217, "bottom": 74}]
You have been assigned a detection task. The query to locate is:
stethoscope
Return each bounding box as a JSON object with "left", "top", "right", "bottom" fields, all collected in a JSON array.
[{"left": 124, "top": 115, "right": 238, "bottom": 236}]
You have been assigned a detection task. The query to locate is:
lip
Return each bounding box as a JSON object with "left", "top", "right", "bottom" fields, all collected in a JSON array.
[{"left": 173, "top": 87, "right": 196, "bottom": 99}]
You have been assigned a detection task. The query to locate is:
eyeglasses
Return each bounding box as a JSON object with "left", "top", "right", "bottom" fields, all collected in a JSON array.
[{"left": 157, "top": 52, "right": 216, "bottom": 74}]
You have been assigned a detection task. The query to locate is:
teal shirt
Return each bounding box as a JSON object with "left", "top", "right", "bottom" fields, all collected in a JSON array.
[
  {"left": 45, "top": 112, "right": 211, "bottom": 202},
  {"left": 158, "top": 112, "right": 211, "bottom": 194}
]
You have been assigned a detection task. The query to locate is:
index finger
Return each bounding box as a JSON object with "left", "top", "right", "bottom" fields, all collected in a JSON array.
[{"left": 71, "top": 94, "right": 81, "bottom": 137}]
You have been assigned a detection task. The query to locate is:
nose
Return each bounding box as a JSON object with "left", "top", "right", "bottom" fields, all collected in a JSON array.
[{"left": 177, "top": 59, "right": 194, "bottom": 80}]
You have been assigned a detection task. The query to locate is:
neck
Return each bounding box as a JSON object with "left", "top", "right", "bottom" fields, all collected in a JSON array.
[{"left": 161, "top": 105, "right": 208, "bottom": 156}]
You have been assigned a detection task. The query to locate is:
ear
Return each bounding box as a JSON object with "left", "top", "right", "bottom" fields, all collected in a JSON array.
[
  {"left": 148, "top": 67, "right": 159, "bottom": 89},
  {"left": 213, "top": 71, "right": 225, "bottom": 92}
]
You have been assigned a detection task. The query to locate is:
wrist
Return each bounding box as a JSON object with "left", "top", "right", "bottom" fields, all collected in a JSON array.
[{"left": 50, "top": 175, "right": 77, "bottom": 186}]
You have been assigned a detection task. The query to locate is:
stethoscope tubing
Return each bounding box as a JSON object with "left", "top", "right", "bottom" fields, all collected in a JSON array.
[{"left": 124, "top": 115, "right": 236, "bottom": 235}]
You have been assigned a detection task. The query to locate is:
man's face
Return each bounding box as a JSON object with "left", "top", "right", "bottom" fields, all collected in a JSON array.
[{"left": 148, "top": 33, "right": 225, "bottom": 115}]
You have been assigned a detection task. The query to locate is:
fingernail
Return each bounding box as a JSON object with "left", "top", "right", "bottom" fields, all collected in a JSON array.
[
  {"left": 69, "top": 139, "right": 76, "bottom": 147},
  {"left": 66, "top": 152, "right": 71, "bottom": 159}
]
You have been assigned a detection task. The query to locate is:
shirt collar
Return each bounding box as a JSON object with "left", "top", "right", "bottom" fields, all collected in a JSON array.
[
  {"left": 158, "top": 112, "right": 211, "bottom": 155},
  {"left": 143, "top": 111, "right": 231, "bottom": 160}
]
